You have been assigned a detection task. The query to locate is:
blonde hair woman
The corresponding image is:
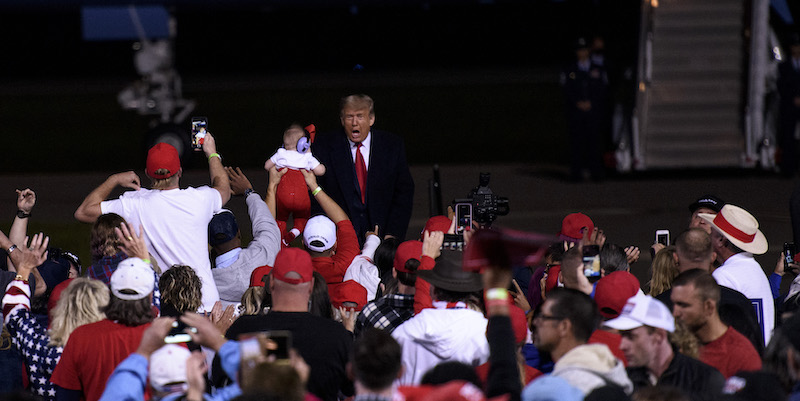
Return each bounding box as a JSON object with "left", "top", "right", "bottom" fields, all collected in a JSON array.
[
  {"left": 648, "top": 246, "right": 679, "bottom": 297},
  {"left": 48, "top": 278, "right": 110, "bottom": 347},
  {"left": 2, "top": 233, "right": 109, "bottom": 401}
]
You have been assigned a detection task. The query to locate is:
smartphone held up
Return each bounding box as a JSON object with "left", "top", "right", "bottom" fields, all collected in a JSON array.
[
  {"left": 656, "top": 230, "right": 670, "bottom": 246},
  {"left": 164, "top": 320, "right": 197, "bottom": 344},
  {"left": 191, "top": 117, "right": 208, "bottom": 151}
]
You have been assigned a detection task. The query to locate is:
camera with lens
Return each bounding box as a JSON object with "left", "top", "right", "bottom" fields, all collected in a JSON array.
[
  {"left": 453, "top": 172, "right": 510, "bottom": 228},
  {"left": 443, "top": 173, "right": 510, "bottom": 250}
]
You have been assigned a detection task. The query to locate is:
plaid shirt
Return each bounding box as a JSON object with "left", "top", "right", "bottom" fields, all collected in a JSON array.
[
  {"left": 354, "top": 293, "right": 414, "bottom": 336},
  {"left": 87, "top": 251, "right": 161, "bottom": 311},
  {"left": 88, "top": 252, "right": 128, "bottom": 284}
]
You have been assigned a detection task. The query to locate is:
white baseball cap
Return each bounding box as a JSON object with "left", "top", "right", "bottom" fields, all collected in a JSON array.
[
  {"left": 303, "top": 215, "right": 337, "bottom": 252},
  {"left": 149, "top": 344, "right": 191, "bottom": 393},
  {"left": 604, "top": 293, "right": 675, "bottom": 333},
  {"left": 110, "top": 257, "right": 155, "bottom": 301}
]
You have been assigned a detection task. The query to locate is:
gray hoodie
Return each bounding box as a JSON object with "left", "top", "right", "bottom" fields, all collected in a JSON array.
[{"left": 552, "top": 343, "right": 634, "bottom": 395}]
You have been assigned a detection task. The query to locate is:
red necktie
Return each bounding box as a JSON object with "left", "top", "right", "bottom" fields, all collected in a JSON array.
[{"left": 355, "top": 143, "right": 367, "bottom": 204}]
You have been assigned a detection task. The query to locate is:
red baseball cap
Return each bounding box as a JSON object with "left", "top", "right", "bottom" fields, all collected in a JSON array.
[
  {"left": 594, "top": 271, "right": 641, "bottom": 319},
  {"left": 558, "top": 212, "right": 594, "bottom": 241},
  {"left": 422, "top": 215, "right": 451, "bottom": 236},
  {"left": 329, "top": 280, "right": 368, "bottom": 311},
  {"left": 47, "top": 278, "right": 75, "bottom": 323},
  {"left": 272, "top": 248, "right": 313, "bottom": 285},
  {"left": 545, "top": 264, "right": 560, "bottom": 292},
  {"left": 146, "top": 142, "right": 181, "bottom": 179},
  {"left": 249, "top": 264, "right": 273, "bottom": 287},
  {"left": 394, "top": 240, "right": 423, "bottom": 273},
  {"left": 509, "top": 304, "right": 529, "bottom": 344}
]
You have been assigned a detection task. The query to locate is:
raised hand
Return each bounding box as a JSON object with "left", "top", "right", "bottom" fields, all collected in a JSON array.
[
  {"left": 10, "top": 233, "right": 50, "bottom": 279},
  {"left": 226, "top": 167, "right": 253, "bottom": 196},
  {"left": 113, "top": 171, "right": 141, "bottom": 191},
  {"left": 115, "top": 223, "right": 149, "bottom": 260},
  {"left": 16, "top": 189, "right": 36, "bottom": 214}
]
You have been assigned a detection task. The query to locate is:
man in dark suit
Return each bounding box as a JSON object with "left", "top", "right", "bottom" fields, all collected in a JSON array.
[{"left": 312, "top": 94, "right": 414, "bottom": 245}]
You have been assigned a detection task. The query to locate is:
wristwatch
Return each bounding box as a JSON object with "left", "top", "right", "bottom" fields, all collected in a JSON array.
[
  {"left": 16, "top": 210, "right": 31, "bottom": 219},
  {"left": 244, "top": 188, "right": 256, "bottom": 197}
]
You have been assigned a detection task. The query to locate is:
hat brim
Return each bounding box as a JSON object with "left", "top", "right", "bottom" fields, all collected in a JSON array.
[
  {"left": 699, "top": 213, "right": 768, "bottom": 255},
  {"left": 603, "top": 315, "right": 644, "bottom": 331},
  {"left": 417, "top": 269, "right": 483, "bottom": 293}
]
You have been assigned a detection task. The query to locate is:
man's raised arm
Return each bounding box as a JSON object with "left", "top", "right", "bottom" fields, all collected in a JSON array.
[
  {"left": 203, "top": 132, "right": 231, "bottom": 206},
  {"left": 74, "top": 172, "right": 141, "bottom": 223}
]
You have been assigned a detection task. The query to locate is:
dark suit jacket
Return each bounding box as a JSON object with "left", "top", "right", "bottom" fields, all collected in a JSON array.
[{"left": 312, "top": 128, "right": 414, "bottom": 243}]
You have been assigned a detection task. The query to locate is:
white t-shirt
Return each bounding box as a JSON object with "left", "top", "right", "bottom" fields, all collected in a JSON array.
[
  {"left": 101, "top": 186, "right": 222, "bottom": 311},
  {"left": 712, "top": 252, "right": 775, "bottom": 345},
  {"left": 270, "top": 148, "right": 321, "bottom": 170}
]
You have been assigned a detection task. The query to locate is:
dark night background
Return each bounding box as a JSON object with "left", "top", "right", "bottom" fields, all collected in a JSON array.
[
  {"left": 0, "top": 0, "right": 642, "bottom": 172},
  {"left": 2, "top": 0, "right": 800, "bottom": 285}
]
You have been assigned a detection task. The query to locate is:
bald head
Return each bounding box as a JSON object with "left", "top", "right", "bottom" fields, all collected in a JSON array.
[
  {"left": 560, "top": 247, "right": 583, "bottom": 288},
  {"left": 269, "top": 273, "right": 314, "bottom": 312},
  {"left": 674, "top": 228, "right": 714, "bottom": 272}
]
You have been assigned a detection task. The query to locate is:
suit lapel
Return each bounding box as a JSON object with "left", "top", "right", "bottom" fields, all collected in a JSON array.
[{"left": 332, "top": 133, "right": 361, "bottom": 202}]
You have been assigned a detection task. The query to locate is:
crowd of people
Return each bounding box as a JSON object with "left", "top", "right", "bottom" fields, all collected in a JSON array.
[{"left": 1, "top": 93, "right": 800, "bottom": 401}]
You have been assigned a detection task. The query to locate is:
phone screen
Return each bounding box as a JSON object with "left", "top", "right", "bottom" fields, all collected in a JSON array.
[
  {"left": 785, "top": 242, "right": 796, "bottom": 266},
  {"left": 656, "top": 230, "right": 670, "bottom": 246},
  {"left": 164, "top": 320, "right": 195, "bottom": 344},
  {"left": 442, "top": 233, "right": 464, "bottom": 251},
  {"left": 191, "top": 117, "right": 208, "bottom": 151},
  {"left": 266, "top": 331, "right": 291, "bottom": 360},
  {"left": 238, "top": 331, "right": 292, "bottom": 363},
  {"left": 455, "top": 203, "right": 472, "bottom": 235},
  {"left": 582, "top": 245, "right": 601, "bottom": 278}
]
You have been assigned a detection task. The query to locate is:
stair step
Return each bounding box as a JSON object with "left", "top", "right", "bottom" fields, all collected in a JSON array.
[
  {"left": 646, "top": 100, "right": 741, "bottom": 113},
  {"left": 651, "top": 68, "right": 742, "bottom": 81},
  {"left": 648, "top": 114, "right": 740, "bottom": 128},
  {"left": 655, "top": 15, "right": 742, "bottom": 30},
  {"left": 648, "top": 88, "right": 741, "bottom": 104},
  {"left": 644, "top": 153, "right": 741, "bottom": 168},
  {"left": 653, "top": 29, "right": 742, "bottom": 43},
  {"left": 637, "top": 0, "right": 747, "bottom": 170},
  {"left": 657, "top": 0, "right": 742, "bottom": 10},
  {"left": 651, "top": 56, "right": 743, "bottom": 72}
]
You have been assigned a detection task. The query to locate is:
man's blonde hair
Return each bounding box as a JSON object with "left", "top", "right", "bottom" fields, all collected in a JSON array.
[{"left": 340, "top": 94, "right": 375, "bottom": 117}]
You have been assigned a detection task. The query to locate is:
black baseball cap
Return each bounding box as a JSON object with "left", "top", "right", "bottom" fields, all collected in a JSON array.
[
  {"left": 688, "top": 194, "right": 725, "bottom": 213},
  {"left": 208, "top": 210, "right": 239, "bottom": 246}
]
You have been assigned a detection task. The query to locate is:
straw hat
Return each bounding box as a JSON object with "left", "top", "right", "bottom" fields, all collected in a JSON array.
[{"left": 699, "top": 204, "right": 768, "bottom": 255}]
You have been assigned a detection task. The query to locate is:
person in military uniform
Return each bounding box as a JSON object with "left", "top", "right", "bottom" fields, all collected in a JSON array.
[
  {"left": 778, "top": 34, "right": 800, "bottom": 177},
  {"left": 561, "top": 37, "right": 609, "bottom": 182}
]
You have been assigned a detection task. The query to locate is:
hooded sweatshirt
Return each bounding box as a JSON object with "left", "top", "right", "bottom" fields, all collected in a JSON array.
[
  {"left": 551, "top": 343, "right": 633, "bottom": 395},
  {"left": 392, "top": 302, "right": 490, "bottom": 385}
]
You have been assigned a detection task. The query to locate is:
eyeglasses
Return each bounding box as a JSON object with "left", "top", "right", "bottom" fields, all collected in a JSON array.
[
  {"left": 544, "top": 263, "right": 560, "bottom": 273},
  {"left": 533, "top": 313, "right": 565, "bottom": 323}
]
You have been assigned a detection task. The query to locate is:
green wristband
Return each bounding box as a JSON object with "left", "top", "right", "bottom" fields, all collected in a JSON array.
[
  {"left": 312, "top": 187, "right": 322, "bottom": 196},
  {"left": 208, "top": 153, "right": 221, "bottom": 161}
]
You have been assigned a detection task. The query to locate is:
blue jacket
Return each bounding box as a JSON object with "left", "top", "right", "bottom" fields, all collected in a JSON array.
[{"left": 99, "top": 341, "right": 242, "bottom": 401}]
